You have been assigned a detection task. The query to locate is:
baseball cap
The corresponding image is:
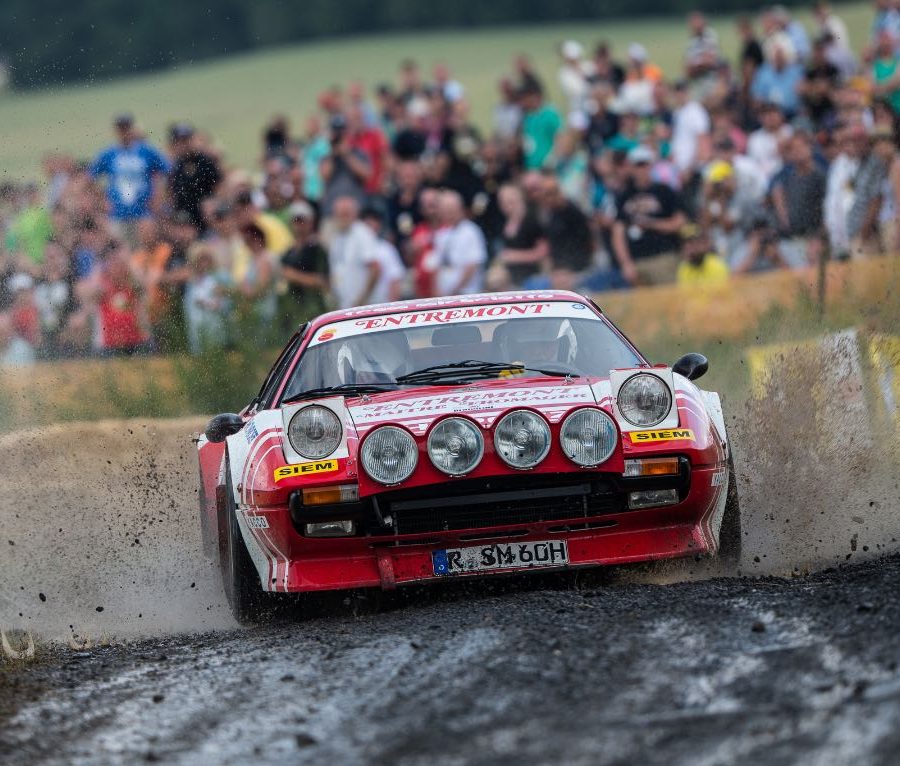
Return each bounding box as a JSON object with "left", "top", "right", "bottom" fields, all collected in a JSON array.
[
  {"left": 113, "top": 113, "right": 134, "bottom": 128},
  {"left": 7, "top": 273, "right": 34, "bottom": 293},
  {"left": 168, "top": 122, "right": 195, "bottom": 141},
  {"left": 706, "top": 160, "right": 734, "bottom": 184},
  {"left": 287, "top": 200, "right": 315, "bottom": 221},
  {"left": 627, "top": 43, "right": 648, "bottom": 62},
  {"left": 627, "top": 145, "right": 656, "bottom": 165},
  {"left": 561, "top": 40, "right": 584, "bottom": 60}
]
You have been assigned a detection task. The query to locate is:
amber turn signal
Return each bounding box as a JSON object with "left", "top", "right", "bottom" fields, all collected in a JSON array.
[
  {"left": 301, "top": 484, "right": 359, "bottom": 506},
  {"left": 623, "top": 457, "right": 680, "bottom": 478}
]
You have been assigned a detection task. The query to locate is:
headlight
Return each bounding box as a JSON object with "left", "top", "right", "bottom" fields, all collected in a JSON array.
[
  {"left": 427, "top": 417, "right": 483, "bottom": 476},
  {"left": 288, "top": 405, "right": 342, "bottom": 459},
  {"left": 560, "top": 408, "right": 617, "bottom": 467},
  {"left": 361, "top": 426, "right": 418, "bottom": 485},
  {"left": 494, "top": 410, "right": 551, "bottom": 469},
  {"left": 617, "top": 374, "right": 672, "bottom": 427}
]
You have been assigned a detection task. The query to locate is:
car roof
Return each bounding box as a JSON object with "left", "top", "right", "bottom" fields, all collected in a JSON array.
[{"left": 307, "top": 290, "right": 599, "bottom": 329}]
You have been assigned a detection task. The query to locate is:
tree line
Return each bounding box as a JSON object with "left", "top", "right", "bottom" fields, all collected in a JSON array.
[{"left": 1, "top": 0, "right": 804, "bottom": 90}]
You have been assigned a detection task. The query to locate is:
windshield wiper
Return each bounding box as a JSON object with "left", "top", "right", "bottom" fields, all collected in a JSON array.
[
  {"left": 395, "top": 360, "right": 572, "bottom": 385},
  {"left": 282, "top": 383, "right": 399, "bottom": 404}
]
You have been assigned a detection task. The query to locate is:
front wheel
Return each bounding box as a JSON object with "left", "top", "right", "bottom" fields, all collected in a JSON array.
[
  {"left": 718, "top": 452, "right": 742, "bottom": 566},
  {"left": 220, "top": 459, "right": 269, "bottom": 625}
]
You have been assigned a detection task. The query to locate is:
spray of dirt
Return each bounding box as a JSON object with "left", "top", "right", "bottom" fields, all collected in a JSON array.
[{"left": 0, "top": 418, "right": 234, "bottom": 642}]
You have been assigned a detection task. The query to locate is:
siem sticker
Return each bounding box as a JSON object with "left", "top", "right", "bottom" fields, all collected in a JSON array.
[
  {"left": 274, "top": 459, "right": 339, "bottom": 482},
  {"left": 629, "top": 429, "right": 695, "bottom": 443},
  {"left": 245, "top": 515, "right": 270, "bottom": 529}
]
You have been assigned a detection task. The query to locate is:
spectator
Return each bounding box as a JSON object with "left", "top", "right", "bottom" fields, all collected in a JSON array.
[
  {"left": 33, "top": 241, "right": 74, "bottom": 353},
  {"left": 0, "top": 311, "right": 35, "bottom": 367},
  {"left": 734, "top": 220, "right": 793, "bottom": 274},
  {"left": 494, "top": 78, "right": 522, "bottom": 143},
  {"left": 612, "top": 145, "right": 687, "bottom": 285},
  {"left": 237, "top": 223, "right": 277, "bottom": 327},
  {"left": 432, "top": 189, "right": 486, "bottom": 295},
  {"left": 328, "top": 195, "right": 381, "bottom": 308},
  {"left": 824, "top": 124, "right": 865, "bottom": 258},
  {"left": 83, "top": 240, "right": 150, "bottom": 356},
  {"left": 676, "top": 224, "right": 729, "bottom": 287},
  {"left": 486, "top": 183, "right": 548, "bottom": 290},
  {"left": 536, "top": 174, "right": 594, "bottom": 288},
  {"left": 232, "top": 189, "right": 293, "bottom": 259},
  {"left": 848, "top": 127, "right": 894, "bottom": 257},
  {"left": 684, "top": 12, "right": 721, "bottom": 91},
  {"left": 871, "top": 30, "right": 900, "bottom": 116},
  {"left": 589, "top": 42, "right": 625, "bottom": 90},
  {"left": 280, "top": 201, "right": 330, "bottom": 325},
  {"left": 386, "top": 160, "right": 424, "bottom": 253},
  {"left": 800, "top": 39, "right": 841, "bottom": 130},
  {"left": 558, "top": 40, "right": 591, "bottom": 115},
  {"left": 89, "top": 114, "right": 169, "bottom": 242},
  {"left": 519, "top": 81, "right": 562, "bottom": 171},
  {"left": 409, "top": 187, "right": 442, "bottom": 298},
  {"left": 4, "top": 183, "right": 51, "bottom": 270},
  {"left": 184, "top": 244, "right": 231, "bottom": 354},
  {"left": 670, "top": 80, "right": 712, "bottom": 181},
  {"left": 348, "top": 105, "right": 389, "bottom": 196},
  {"left": 360, "top": 206, "right": 406, "bottom": 304},
  {"left": 320, "top": 114, "right": 373, "bottom": 218},
  {"left": 747, "top": 102, "right": 793, "bottom": 185},
  {"left": 772, "top": 6, "right": 811, "bottom": 63},
  {"left": 769, "top": 132, "right": 827, "bottom": 266},
  {"left": 699, "top": 159, "right": 755, "bottom": 267},
  {"left": 168, "top": 122, "right": 221, "bottom": 232},
  {"left": 751, "top": 42, "right": 804, "bottom": 117}
]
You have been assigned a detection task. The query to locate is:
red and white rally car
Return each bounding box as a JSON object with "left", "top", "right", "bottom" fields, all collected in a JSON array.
[{"left": 198, "top": 290, "right": 740, "bottom": 623}]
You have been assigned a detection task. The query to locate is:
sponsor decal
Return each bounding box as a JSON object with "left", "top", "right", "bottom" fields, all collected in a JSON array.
[
  {"left": 711, "top": 469, "right": 726, "bottom": 487},
  {"left": 629, "top": 429, "right": 695, "bottom": 443},
  {"left": 309, "top": 300, "right": 600, "bottom": 346},
  {"left": 273, "top": 459, "right": 339, "bottom": 482},
  {"left": 245, "top": 420, "right": 259, "bottom": 443},
  {"left": 245, "top": 515, "right": 270, "bottom": 529},
  {"left": 352, "top": 385, "right": 593, "bottom": 422}
]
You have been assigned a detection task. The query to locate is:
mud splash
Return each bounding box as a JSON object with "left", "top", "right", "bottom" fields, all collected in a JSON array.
[{"left": 0, "top": 418, "right": 234, "bottom": 641}]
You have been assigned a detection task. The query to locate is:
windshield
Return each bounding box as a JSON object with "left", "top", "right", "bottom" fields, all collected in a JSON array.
[{"left": 280, "top": 302, "right": 643, "bottom": 401}]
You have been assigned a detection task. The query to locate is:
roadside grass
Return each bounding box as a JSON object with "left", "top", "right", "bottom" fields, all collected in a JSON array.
[{"left": 0, "top": 2, "right": 872, "bottom": 180}]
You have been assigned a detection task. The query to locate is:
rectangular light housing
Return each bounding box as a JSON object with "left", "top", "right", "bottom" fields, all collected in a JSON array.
[
  {"left": 628, "top": 489, "right": 679, "bottom": 510},
  {"left": 623, "top": 458, "right": 680, "bottom": 478},
  {"left": 301, "top": 484, "right": 359, "bottom": 506},
  {"left": 304, "top": 520, "right": 356, "bottom": 537}
]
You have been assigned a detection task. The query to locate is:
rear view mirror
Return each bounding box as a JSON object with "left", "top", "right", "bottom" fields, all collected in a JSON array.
[
  {"left": 205, "top": 413, "right": 245, "bottom": 443},
  {"left": 672, "top": 353, "right": 709, "bottom": 381}
]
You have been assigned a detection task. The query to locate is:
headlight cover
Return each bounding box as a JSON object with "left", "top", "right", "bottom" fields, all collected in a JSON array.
[
  {"left": 288, "top": 405, "right": 342, "bottom": 459},
  {"left": 361, "top": 426, "right": 418, "bottom": 485},
  {"left": 560, "top": 408, "right": 617, "bottom": 467},
  {"left": 617, "top": 373, "right": 672, "bottom": 428},
  {"left": 428, "top": 417, "right": 484, "bottom": 476},
  {"left": 494, "top": 410, "right": 551, "bottom": 469}
]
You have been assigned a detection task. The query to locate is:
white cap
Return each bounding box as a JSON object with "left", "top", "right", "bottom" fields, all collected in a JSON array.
[
  {"left": 407, "top": 97, "right": 430, "bottom": 119},
  {"left": 567, "top": 110, "right": 589, "bottom": 131},
  {"left": 627, "top": 42, "right": 648, "bottom": 62},
  {"left": 627, "top": 145, "right": 656, "bottom": 164},
  {"left": 561, "top": 40, "right": 584, "bottom": 60},
  {"left": 8, "top": 273, "right": 34, "bottom": 293},
  {"left": 287, "top": 200, "right": 314, "bottom": 220}
]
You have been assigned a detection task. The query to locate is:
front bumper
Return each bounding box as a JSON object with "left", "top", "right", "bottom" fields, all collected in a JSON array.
[{"left": 240, "top": 464, "right": 724, "bottom": 593}]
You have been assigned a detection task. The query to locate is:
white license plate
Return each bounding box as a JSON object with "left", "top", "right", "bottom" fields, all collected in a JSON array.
[{"left": 432, "top": 540, "right": 569, "bottom": 576}]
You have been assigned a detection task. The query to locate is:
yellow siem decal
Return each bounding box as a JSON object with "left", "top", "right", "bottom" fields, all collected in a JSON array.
[
  {"left": 273, "top": 460, "right": 339, "bottom": 481},
  {"left": 629, "top": 429, "right": 695, "bottom": 443}
]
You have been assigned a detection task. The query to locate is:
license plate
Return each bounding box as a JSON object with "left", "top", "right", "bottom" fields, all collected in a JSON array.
[{"left": 432, "top": 540, "right": 569, "bottom": 576}]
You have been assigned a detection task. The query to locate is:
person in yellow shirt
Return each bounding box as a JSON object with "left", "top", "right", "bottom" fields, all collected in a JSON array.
[{"left": 676, "top": 223, "right": 730, "bottom": 286}]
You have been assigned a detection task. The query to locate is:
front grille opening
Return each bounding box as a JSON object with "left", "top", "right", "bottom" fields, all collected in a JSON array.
[{"left": 375, "top": 475, "right": 627, "bottom": 536}]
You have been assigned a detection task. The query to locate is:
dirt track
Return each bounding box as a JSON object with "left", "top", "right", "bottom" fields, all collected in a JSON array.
[{"left": 1, "top": 414, "right": 899, "bottom": 764}]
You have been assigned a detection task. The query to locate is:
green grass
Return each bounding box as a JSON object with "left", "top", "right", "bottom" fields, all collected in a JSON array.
[{"left": 0, "top": 2, "right": 873, "bottom": 181}]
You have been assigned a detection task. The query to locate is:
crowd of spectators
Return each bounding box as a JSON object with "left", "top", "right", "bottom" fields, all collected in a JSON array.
[{"left": 2, "top": 1, "right": 900, "bottom": 365}]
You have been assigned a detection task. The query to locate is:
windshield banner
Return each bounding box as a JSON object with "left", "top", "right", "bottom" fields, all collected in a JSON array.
[{"left": 309, "top": 301, "right": 597, "bottom": 347}]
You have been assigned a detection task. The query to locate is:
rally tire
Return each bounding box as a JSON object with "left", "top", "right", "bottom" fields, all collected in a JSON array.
[
  {"left": 718, "top": 453, "right": 742, "bottom": 565},
  {"left": 221, "top": 458, "right": 269, "bottom": 625}
]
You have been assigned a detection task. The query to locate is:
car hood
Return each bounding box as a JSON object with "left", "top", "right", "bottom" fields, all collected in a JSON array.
[{"left": 347, "top": 377, "right": 607, "bottom": 436}]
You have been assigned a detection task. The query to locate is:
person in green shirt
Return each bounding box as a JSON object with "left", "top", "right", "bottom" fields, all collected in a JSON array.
[
  {"left": 5, "top": 184, "right": 52, "bottom": 268},
  {"left": 520, "top": 81, "right": 562, "bottom": 170},
  {"left": 871, "top": 29, "right": 900, "bottom": 115}
]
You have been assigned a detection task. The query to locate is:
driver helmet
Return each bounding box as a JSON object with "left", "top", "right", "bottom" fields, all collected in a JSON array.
[{"left": 496, "top": 319, "right": 576, "bottom": 368}]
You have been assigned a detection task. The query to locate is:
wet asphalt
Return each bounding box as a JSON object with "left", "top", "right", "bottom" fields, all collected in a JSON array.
[{"left": 2, "top": 555, "right": 899, "bottom": 766}]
